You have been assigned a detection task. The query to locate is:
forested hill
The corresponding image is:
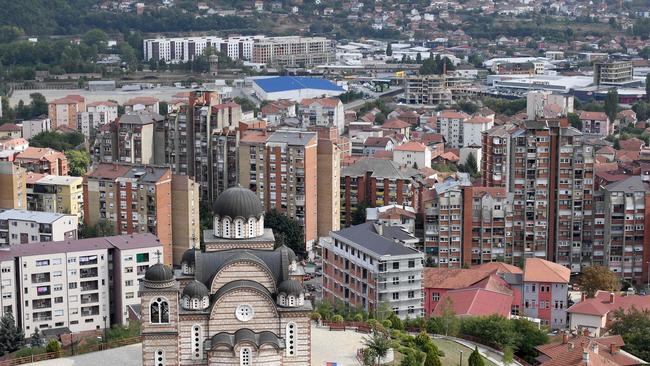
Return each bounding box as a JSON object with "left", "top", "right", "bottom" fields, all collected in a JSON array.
[{"left": 0, "top": 0, "right": 258, "bottom": 36}]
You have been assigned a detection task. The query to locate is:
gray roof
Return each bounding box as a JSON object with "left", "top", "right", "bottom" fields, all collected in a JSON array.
[
  {"left": 211, "top": 280, "right": 274, "bottom": 305},
  {"left": 605, "top": 175, "right": 650, "bottom": 193},
  {"left": 0, "top": 210, "right": 73, "bottom": 224},
  {"left": 182, "top": 280, "right": 209, "bottom": 299},
  {"left": 278, "top": 279, "right": 303, "bottom": 296},
  {"left": 144, "top": 263, "right": 174, "bottom": 282},
  {"left": 181, "top": 248, "right": 197, "bottom": 266},
  {"left": 212, "top": 186, "right": 264, "bottom": 219},
  {"left": 120, "top": 166, "right": 169, "bottom": 183},
  {"left": 119, "top": 111, "right": 163, "bottom": 125},
  {"left": 195, "top": 249, "right": 287, "bottom": 287},
  {"left": 342, "top": 158, "right": 419, "bottom": 180},
  {"left": 207, "top": 329, "right": 283, "bottom": 351},
  {"left": 267, "top": 130, "right": 317, "bottom": 146},
  {"left": 331, "top": 222, "right": 421, "bottom": 257}
]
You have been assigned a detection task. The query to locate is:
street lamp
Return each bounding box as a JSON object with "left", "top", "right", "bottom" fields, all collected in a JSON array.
[
  {"left": 460, "top": 350, "right": 464, "bottom": 366},
  {"left": 103, "top": 316, "right": 107, "bottom": 346},
  {"left": 646, "top": 262, "right": 650, "bottom": 290}
]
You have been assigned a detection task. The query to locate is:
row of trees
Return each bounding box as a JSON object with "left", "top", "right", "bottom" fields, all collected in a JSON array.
[{"left": 0, "top": 93, "right": 47, "bottom": 124}]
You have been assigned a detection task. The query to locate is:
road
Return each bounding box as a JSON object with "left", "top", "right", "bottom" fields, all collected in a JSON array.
[{"left": 343, "top": 87, "right": 404, "bottom": 111}]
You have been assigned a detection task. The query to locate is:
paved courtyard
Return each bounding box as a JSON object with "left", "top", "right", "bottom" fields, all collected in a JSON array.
[{"left": 27, "top": 326, "right": 367, "bottom": 366}]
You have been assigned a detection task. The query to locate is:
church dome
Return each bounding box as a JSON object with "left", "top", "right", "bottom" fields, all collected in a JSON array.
[
  {"left": 278, "top": 279, "right": 303, "bottom": 296},
  {"left": 182, "top": 280, "right": 209, "bottom": 299},
  {"left": 144, "top": 263, "right": 174, "bottom": 282},
  {"left": 182, "top": 248, "right": 197, "bottom": 265},
  {"left": 213, "top": 186, "right": 264, "bottom": 219},
  {"left": 275, "top": 244, "right": 297, "bottom": 263}
]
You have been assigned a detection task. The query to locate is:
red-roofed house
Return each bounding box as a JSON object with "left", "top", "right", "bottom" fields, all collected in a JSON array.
[
  {"left": 431, "top": 287, "right": 514, "bottom": 318},
  {"left": 382, "top": 119, "right": 411, "bottom": 139},
  {"left": 14, "top": 147, "right": 68, "bottom": 175},
  {"left": 568, "top": 290, "right": 650, "bottom": 336},
  {"left": 0, "top": 123, "right": 22, "bottom": 139},
  {"left": 48, "top": 94, "right": 86, "bottom": 130},
  {"left": 618, "top": 137, "right": 645, "bottom": 151},
  {"left": 580, "top": 111, "right": 611, "bottom": 136},
  {"left": 423, "top": 268, "right": 493, "bottom": 315},
  {"left": 393, "top": 141, "right": 432, "bottom": 168},
  {"left": 596, "top": 146, "right": 616, "bottom": 162},
  {"left": 124, "top": 96, "right": 160, "bottom": 114},
  {"left": 536, "top": 334, "right": 646, "bottom": 366},
  {"left": 363, "top": 136, "right": 395, "bottom": 156},
  {"left": 259, "top": 100, "right": 296, "bottom": 125},
  {"left": 523, "top": 258, "right": 571, "bottom": 329}
]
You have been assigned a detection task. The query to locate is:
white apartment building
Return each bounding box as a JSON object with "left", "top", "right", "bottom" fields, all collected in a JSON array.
[
  {"left": 0, "top": 210, "right": 78, "bottom": 247},
  {"left": 436, "top": 110, "right": 469, "bottom": 148},
  {"left": 143, "top": 35, "right": 263, "bottom": 63},
  {"left": 86, "top": 101, "right": 118, "bottom": 124},
  {"left": 299, "top": 98, "right": 345, "bottom": 134},
  {"left": 0, "top": 233, "right": 162, "bottom": 334},
  {"left": 21, "top": 117, "right": 51, "bottom": 140},
  {"left": 322, "top": 222, "right": 425, "bottom": 319},
  {"left": 393, "top": 141, "right": 432, "bottom": 168},
  {"left": 77, "top": 112, "right": 106, "bottom": 140},
  {"left": 462, "top": 116, "right": 493, "bottom": 147},
  {"left": 526, "top": 91, "right": 574, "bottom": 120}
]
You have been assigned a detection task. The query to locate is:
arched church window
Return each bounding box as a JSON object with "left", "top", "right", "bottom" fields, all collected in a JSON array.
[
  {"left": 155, "top": 349, "right": 165, "bottom": 366},
  {"left": 286, "top": 322, "right": 297, "bottom": 357},
  {"left": 288, "top": 295, "right": 295, "bottom": 307},
  {"left": 240, "top": 347, "right": 251, "bottom": 366},
  {"left": 150, "top": 297, "right": 169, "bottom": 323},
  {"left": 192, "top": 324, "right": 203, "bottom": 360}
]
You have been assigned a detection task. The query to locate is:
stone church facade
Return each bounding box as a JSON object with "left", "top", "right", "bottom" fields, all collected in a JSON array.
[{"left": 140, "top": 187, "right": 312, "bottom": 366}]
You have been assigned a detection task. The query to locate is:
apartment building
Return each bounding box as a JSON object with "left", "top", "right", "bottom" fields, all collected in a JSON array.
[
  {"left": 599, "top": 176, "right": 650, "bottom": 284},
  {"left": 143, "top": 35, "right": 263, "bottom": 63},
  {"left": 14, "top": 147, "right": 68, "bottom": 176},
  {"left": 251, "top": 36, "right": 334, "bottom": 67},
  {"left": 436, "top": 110, "right": 469, "bottom": 148},
  {"left": 86, "top": 101, "right": 118, "bottom": 124},
  {"left": 403, "top": 74, "right": 469, "bottom": 105},
  {"left": 118, "top": 111, "right": 164, "bottom": 165},
  {"left": 522, "top": 258, "right": 570, "bottom": 329},
  {"left": 0, "top": 162, "right": 27, "bottom": 210},
  {"left": 26, "top": 174, "right": 84, "bottom": 219},
  {"left": 83, "top": 164, "right": 173, "bottom": 265},
  {"left": 316, "top": 127, "right": 341, "bottom": 238},
  {"left": 322, "top": 222, "right": 425, "bottom": 319},
  {"left": 48, "top": 95, "right": 86, "bottom": 130},
  {"left": 481, "top": 119, "right": 595, "bottom": 270},
  {"left": 579, "top": 111, "right": 611, "bottom": 137},
  {"left": 463, "top": 115, "right": 494, "bottom": 147},
  {"left": 0, "top": 210, "right": 78, "bottom": 247},
  {"left": 526, "top": 91, "right": 574, "bottom": 120},
  {"left": 237, "top": 128, "right": 268, "bottom": 203},
  {"left": 0, "top": 233, "right": 162, "bottom": 333},
  {"left": 593, "top": 61, "right": 634, "bottom": 86},
  {"left": 124, "top": 97, "right": 160, "bottom": 114},
  {"left": 170, "top": 175, "right": 201, "bottom": 266},
  {"left": 393, "top": 141, "right": 432, "bottom": 169},
  {"left": 165, "top": 90, "right": 242, "bottom": 203},
  {"left": 77, "top": 112, "right": 105, "bottom": 140},
  {"left": 299, "top": 98, "right": 345, "bottom": 135},
  {"left": 265, "top": 130, "right": 319, "bottom": 249},
  {"left": 93, "top": 122, "right": 118, "bottom": 163},
  {"left": 340, "top": 158, "right": 420, "bottom": 227},
  {"left": 21, "top": 117, "right": 51, "bottom": 140}
]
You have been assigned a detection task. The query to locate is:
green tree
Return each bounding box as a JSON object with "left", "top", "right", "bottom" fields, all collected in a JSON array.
[
  {"left": 608, "top": 307, "right": 650, "bottom": 361},
  {"left": 440, "top": 297, "right": 460, "bottom": 336},
  {"left": 80, "top": 220, "right": 115, "bottom": 238},
  {"left": 45, "top": 339, "right": 61, "bottom": 355},
  {"left": 264, "top": 209, "right": 305, "bottom": 256},
  {"left": 29, "top": 93, "right": 48, "bottom": 117},
  {"left": 0, "top": 25, "right": 24, "bottom": 43},
  {"left": 65, "top": 150, "right": 91, "bottom": 177},
  {"left": 30, "top": 131, "right": 84, "bottom": 151},
  {"left": 0, "top": 312, "right": 24, "bottom": 356},
  {"left": 386, "top": 43, "right": 392, "bottom": 56},
  {"left": 568, "top": 112, "right": 583, "bottom": 130},
  {"left": 416, "top": 52, "right": 422, "bottom": 63},
  {"left": 424, "top": 345, "right": 442, "bottom": 366},
  {"left": 503, "top": 346, "right": 514, "bottom": 366},
  {"left": 577, "top": 265, "right": 620, "bottom": 298},
  {"left": 82, "top": 29, "right": 108, "bottom": 52},
  {"left": 468, "top": 347, "right": 485, "bottom": 366},
  {"left": 363, "top": 331, "right": 392, "bottom": 364},
  {"left": 604, "top": 89, "right": 619, "bottom": 124},
  {"left": 29, "top": 328, "right": 43, "bottom": 348},
  {"left": 511, "top": 317, "right": 548, "bottom": 363},
  {"left": 464, "top": 152, "right": 478, "bottom": 177},
  {"left": 351, "top": 201, "right": 370, "bottom": 226}
]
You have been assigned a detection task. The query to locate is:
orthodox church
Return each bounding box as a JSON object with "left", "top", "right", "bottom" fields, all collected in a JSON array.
[{"left": 140, "top": 187, "right": 312, "bottom": 366}]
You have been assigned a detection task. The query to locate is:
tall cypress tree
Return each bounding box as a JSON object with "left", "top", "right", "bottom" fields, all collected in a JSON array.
[{"left": 0, "top": 312, "right": 24, "bottom": 355}]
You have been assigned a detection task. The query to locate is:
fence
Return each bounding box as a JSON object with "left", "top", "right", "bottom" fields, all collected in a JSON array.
[{"left": 0, "top": 336, "right": 142, "bottom": 366}]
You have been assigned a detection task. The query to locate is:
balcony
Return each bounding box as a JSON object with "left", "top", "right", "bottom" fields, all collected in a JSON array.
[
  {"left": 80, "top": 280, "right": 99, "bottom": 292},
  {"left": 80, "top": 305, "right": 100, "bottom": 317},
  {"left": 81, "top": 293, "right": 99, "bottom": 304},
  {"left": 80, "top": 268, "right": 98, "bottom": 279},
  {"left": 32, "top": 311, "right": 52, "bottom": 322}
]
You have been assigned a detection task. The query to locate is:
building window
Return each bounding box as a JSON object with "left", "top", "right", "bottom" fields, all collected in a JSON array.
[
  {"left": 235, "top": 305, "right": 253, "bottom": 322},
  {"left": 150, "top": 298, "right": 169, "bottom": 324},
  {"left": 192, "top": 324, "right": 203, "bottom": 360},
  {"left": 432, "top": 292, "right": 440, "bottom": 301},
  {"left": 155, "top": 349, "right": 165, "bottom": 366},
  {"left": 240, "top": 347, "right": 251, "bottom": 366},
  {"left": 286, "top": 322, "right": 297, "bottom": 357}
]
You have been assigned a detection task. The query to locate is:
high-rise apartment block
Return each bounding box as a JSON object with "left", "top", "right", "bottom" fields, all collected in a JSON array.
[
  {"left": 340, "top": 158, "right": 420, "bottom": 227},
  {"left": 0, "top": 162, "right": 27, "bottom": 210},
  {"left": 316, "top": 127, "right": 341, "bottom": 238},
  {"left": 0, "top": 210, "right": 78, "bottom": 247},
  {"left": 481, "top": 119, "right": 595, "bottom": 270},
  {"left": 593, "top": 61, "right": 634, "bottom": 86},
  {"left": 0, "top": 233, "right": 162, "bottom": 334}
]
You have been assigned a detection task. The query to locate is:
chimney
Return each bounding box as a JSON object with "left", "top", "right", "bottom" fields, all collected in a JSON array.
[
  {"left": 569, "top": 342, "right": 575, "bottom": 351},
  {"left": 581, "top": 292, "right": 586, "bottom": 301},
  {"left": 562, "top": 332, "right": 569, "bottom": 344},
  {"left": 610, "top": 343, "right": 618, "bottom": 354},
  {"left": 609, "top": 292, "right": 615, "bottom": 304},
  {"left": 583, "top": 350, "right": 590, "bottom": 365},
  {"left": 591, "top": 344, "right": 598, "bottom": 355},
  {"left": 583, "top": 328, "right": 590, "bottom": 337},
  {"left": 374, "top": 222, "right": 383, "bottom": 236}
]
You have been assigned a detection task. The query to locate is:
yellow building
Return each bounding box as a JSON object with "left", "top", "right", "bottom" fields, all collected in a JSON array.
[
  {"left": 26, "top": 174, "right": 84, "bottom": 219},
  {"left": 0, "top": 162, "right": 27, "bottom": 210}
]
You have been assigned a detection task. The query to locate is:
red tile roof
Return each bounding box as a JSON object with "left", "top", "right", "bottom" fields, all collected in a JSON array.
[
  {"left": 125, "top": 96, "right": 159, "bottom": 105},
  {"left": 474, "top": 261, "right": 523, "bottom": 275},
  {"left": 537, "top": 335, "right": 640, "bottom": 366},
  {"left": 423, "top": 268, "right": 492, "bottom": 289},
  {"left": 432, "top": 288, "right": 513, "bottom": 317},
  {"left": 464, "top": 116, "right": 492, "bottom": 124},
  {"left": 0, "top": 123, "right": 22, "bottom": 132},
  {"left": 87, "top": 101, "right": 118, "bottom": 107},
  {"left": 580, "top": 111, "right": 608, "bottom": 121},
  {"left": 50, "top": 95, "right": 85, "bottom": 105},
  {"left": 364, "top": 137, "right": 393, "bottom": 148},
  {"left": 394, "top": 141, "right": 427, "bottom": 152},
  {"left": 618, "top": 138, "right": 644, "bottom": 152},
  {"left": 567, "top": 290, "right": 650, "bottom": 317},
  {"left": 438, "top": 110, "right": 469, "bottom": 119},
  {"left": 523, "top": 258, "right": 570, "bottom": 283},
  {"left": 382, "top": 119, "right": 411, "bottom": 129},
  {"left": 300, "top": 97, "right": 340, "bottom": 108}
]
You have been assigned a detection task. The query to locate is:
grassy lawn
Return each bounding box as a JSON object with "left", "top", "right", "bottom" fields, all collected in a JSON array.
[{"left": 432, "top": 339, "right": 498, "bottom": 366}]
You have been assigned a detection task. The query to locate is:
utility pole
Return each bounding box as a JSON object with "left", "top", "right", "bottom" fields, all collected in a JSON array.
[{"left": 460, "top": 350, "right": 464, "bottom": 366}]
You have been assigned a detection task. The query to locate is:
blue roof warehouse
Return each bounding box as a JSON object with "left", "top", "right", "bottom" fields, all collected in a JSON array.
[{"left": 252, "top": 76, "right": 345, "bottom": 101}]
